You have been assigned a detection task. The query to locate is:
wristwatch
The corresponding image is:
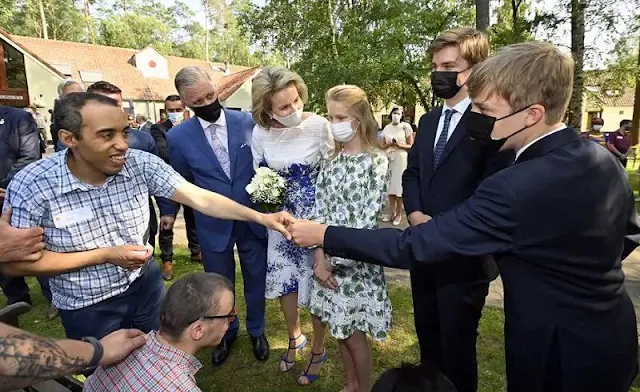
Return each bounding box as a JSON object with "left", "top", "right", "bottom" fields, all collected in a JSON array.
[
  {"left": 81, "top": 336, "right": 104, "bottom": 368},
  {"left": 308, "top": 244, "right": 322, "bottom": 250}
]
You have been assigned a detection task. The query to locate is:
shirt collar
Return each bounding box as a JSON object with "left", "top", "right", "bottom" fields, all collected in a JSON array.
[
  {"left": 147, "top": 332, "right": 202, "bottom": 376},
  {"left": 57, "top": 149, "right": 132, "bottom": 195},
  {"left": 443, "top": 96, "right": 471, "bottom": 115},
  {"left": 198, "top": 109, "right": 226, "bottom": 131},
  {"left": 515, "top": 124, "right": 567, "bottom": 161}
]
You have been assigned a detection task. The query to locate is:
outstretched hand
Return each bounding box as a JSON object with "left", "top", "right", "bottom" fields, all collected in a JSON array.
[
  {"left": 260, "top": 211, "right": 297, "bottom": 240},
  {"left": 288, "top": 220, "right": 327, "bottom": 248},
  {"left": 99, "top": 329, "right": 147, "bottom": 366}
]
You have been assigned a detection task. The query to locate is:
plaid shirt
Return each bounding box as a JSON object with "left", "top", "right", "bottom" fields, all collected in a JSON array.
[
  {"left": 84, "top": 331, "right": 202, "bottom": 392},
  {"left": 3, "top": 149, "right": 185, "bottom": 310}
]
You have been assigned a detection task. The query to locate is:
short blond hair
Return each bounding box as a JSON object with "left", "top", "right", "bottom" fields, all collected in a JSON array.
[
  {"left": 325, "top": 85, "right": 379, "bottom": 157},
  {"left": 467, "top": 41, "right": 574, "bottom": 124},
  {"left": 429, "top": 27, "right": 489, "bottom": 66},
  {"left": 251, "top": 67, "right": 308, "bottom": 128}
]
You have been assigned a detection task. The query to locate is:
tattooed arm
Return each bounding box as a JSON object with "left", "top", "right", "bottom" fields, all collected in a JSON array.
[{"left": 0, "top": 323, "right": 146, "bottom": 391}]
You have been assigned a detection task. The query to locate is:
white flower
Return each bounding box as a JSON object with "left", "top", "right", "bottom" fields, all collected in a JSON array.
[{"left": 245, "top": 183, "right": 257, "bottom": 195}]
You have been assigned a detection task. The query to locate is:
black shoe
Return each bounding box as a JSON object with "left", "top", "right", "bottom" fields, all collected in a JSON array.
[
  {"left": 211, "top": 336, "right": 236, "bottom": 366},
  {"left": 250, "top": 334, "right": 270, "bottom": 361}
]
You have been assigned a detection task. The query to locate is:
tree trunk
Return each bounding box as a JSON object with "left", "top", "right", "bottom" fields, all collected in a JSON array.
[
  {"left": 475, "top": 0, "right": 490, "bottom": 31},
  {"left": 632, "top": 36, "right": 640, "bottom": 145},
  {"left": 84, "top": 0, "right": 95, "bottom": 44},
  {"left": 568, "top": 0, "right": 586, "bottom": 129},
  {"left": 205, "top": 5, "right": 210, "bottom": 61},
  {"left": 38, "top": 0, "right": 48, "bottom": 39}
]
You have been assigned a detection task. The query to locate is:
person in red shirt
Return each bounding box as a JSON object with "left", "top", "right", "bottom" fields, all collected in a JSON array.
[{"left": 606, "top": 119, "right": 633, "bottom": 167}]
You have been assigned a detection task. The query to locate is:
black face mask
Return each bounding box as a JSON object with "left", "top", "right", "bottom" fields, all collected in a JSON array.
[
  {"left": 192, "top": 99, "right": 222, "bottom": 123},
  {"left": 430, "top": 68, "right": 470, "bottom": 99},
  {"left": 466, "top": 105, "right": 532, "bottom": 151}
]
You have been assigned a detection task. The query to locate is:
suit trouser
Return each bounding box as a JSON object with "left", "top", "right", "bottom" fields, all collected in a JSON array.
[
  {"left": 0, "top": 274, "right": 52, "bottom": 304},
  {"left": 201, "top": 222, "right": 267, "bottom": 339},
  {"left": 148, "top": 198, "right": 158, "bottom": 249},
  {"left": 410, "top": 263, "right": 489, "bottom": 392},
  {"left": 158, "top": 204, "right": 200, "bottom": 262}
]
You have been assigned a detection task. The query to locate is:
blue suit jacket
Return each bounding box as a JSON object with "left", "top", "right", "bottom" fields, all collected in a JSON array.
[
  {"left": 167, "top": 109, "right": 265, "bottom": 252},
  {"left": 324, "top": 128, "right": 639, "bottom": 391},
  {"left": 403, "top": 106, "right": 512, "bottom": 283}
]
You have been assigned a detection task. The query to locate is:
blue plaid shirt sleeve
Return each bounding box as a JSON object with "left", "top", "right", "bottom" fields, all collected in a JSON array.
[
  {"left": 135, "top": 150, "right": 186, "bottom": 199},
  {"left": 2, "top": 168, "right": 45, "bottom": 229}
]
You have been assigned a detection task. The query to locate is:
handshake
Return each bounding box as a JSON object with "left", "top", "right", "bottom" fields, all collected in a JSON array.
[{"left": 258, "top": 211, "right": 327, "bottom": 248}]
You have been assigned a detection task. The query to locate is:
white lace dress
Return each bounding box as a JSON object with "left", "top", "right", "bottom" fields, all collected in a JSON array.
[{"left": 251, "top": 114, "right": 334, "bottom": 306}]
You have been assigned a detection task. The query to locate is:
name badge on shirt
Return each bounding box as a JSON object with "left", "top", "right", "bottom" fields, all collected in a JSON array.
[
  {"left": 54, "top": 207, "right": 94, "bottom": 228},
  {"left": 617, "top": 135, "right": 624, "bottom": 139}
]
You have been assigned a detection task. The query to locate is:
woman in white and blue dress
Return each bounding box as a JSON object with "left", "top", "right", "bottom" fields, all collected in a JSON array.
[{"left": 250, "top": 67, "right": 334, "bottom": 377}]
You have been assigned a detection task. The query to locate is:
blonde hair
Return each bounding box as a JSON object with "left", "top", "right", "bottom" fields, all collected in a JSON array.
[
  {"left": 429, "top": 27, "right": 489, "bottom": 67},
  {"left": 251, "top": 67, "right": 309, "bottom": 128},
  {"left": 467, "top": 41, "right": 574, "bottom": 124},
  {"left": 325, "top": 85, "right": 379, "bottom": 157}
]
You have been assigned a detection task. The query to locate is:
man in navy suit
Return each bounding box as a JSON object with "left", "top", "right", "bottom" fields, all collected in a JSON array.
[
  {"left": 289, "top": 42, "right": 639, "bottom": 391},
  {"left": 164, "top": 66, "right": 269, "bottom": 366},
  {"left": 402, "top": 28, "right": 509, "bottom": 392}
]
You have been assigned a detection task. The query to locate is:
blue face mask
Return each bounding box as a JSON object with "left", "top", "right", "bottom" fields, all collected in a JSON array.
[{"left": 167, "top": 111, "right": 184, "bottom": 125}]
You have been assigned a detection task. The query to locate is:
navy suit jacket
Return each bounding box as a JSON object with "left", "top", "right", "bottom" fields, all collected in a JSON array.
[
  {"left": 150, "top": 119, "right": 172, "bottom": 163},
  {"left": 0, "top": 106, "right": 41, "bottom": 189},
  {"left": 167, "top": 109, "right": 266, "bottom": 252},
  {"left": 403, "top": 106, "right": 511, "bottom": 283},
  {"left": 324, "top": 128, "right": 639, "bottom": 390}
]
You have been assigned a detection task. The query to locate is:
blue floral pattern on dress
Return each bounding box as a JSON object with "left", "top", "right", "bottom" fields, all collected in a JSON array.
[{"left": 265, "top": 163, "right": 319, "bottom": 305}]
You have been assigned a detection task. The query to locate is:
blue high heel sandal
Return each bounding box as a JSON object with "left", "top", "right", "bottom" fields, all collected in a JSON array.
[
  {"left": 297, "top": 350, "right": 328, "bottom": 386},
  {"left": 280, "top": 334, "right": 307, "bottom": 372}
]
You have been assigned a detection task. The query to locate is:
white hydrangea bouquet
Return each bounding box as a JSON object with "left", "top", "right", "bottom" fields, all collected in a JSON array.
[{"left": 246, "top": 167, "right": 287, "bottom": 213}]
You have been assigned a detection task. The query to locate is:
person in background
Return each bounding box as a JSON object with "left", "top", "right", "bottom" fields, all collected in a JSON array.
[
  {"left": 0, "top": 104, "right": 55, "bottom": 319},
  {"left": 84, "top": 272, "right": 235, "bottom": 392},
  {"left": 158, "top": 112, "right": 168, "bottom": 124},
  {"left": 405, "top": 116, "right": 418, "bottom": 134},
  {"left": 52, "top": 80, "right": 84, "bottom": 152},
  {"left": 306, "top": 85, "right": 391, "bottom": 390},
  {"left": 2, "top": 92, "right": 292, "bottom": 346},
  {"left": 583, "top": 117, "right": 607, "bottom": 147},
  {"left": 136, "top": 114, "right": 153, "bottom": 134},
  {"left": 372, "top": 363, "right": 457, "bottom": 392},
  {"left": 166, "top": 66, "right": 272, "bottom": 366},
  {"left": 150, "top": 95, "right": 201, "bottom": 281},
  {"left": 250, "top": 67, "right": 334, "bottom": 375},
  {"left": 127, "top": 115, "right": 138, "bottom": 130},
  {"left": 380, "top": 107, "right": 414, "bottom": 226},
  {"left": 607, "top": 119, "right": 633, "bottom": 167}
]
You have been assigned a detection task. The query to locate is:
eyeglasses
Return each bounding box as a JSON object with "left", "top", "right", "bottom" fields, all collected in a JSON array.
[{"left": 188, "top": 307, "right": 237, "bottom": 325}]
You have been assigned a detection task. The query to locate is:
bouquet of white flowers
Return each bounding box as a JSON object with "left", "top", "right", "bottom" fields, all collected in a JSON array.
[{"left": 245, "top": 167, "right": 287, "bottom": 213}]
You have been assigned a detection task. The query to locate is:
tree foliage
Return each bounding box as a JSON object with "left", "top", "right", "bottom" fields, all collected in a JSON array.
[{"left": 240, "top": 0, "right": 474, "bottom": 111}]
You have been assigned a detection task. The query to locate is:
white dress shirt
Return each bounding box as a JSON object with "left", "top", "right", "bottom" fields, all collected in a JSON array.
[
  {"left": 433, "top": 97, "right": 472, "bottom": 148},
  {"left": 198, "top": 110, "right": 228, "bottom": 151},
  {"left": 514, "top": 124, "right": 567, "bottom": 161}
]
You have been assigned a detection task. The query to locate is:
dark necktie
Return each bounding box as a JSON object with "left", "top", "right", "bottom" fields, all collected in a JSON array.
[{"left": 434, "top": 108, "right": 455, "bottom": 168}]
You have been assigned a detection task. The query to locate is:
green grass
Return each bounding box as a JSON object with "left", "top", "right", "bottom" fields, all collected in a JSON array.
[{"left": 9, "top": 246, "right": 640, "bottom": 391}]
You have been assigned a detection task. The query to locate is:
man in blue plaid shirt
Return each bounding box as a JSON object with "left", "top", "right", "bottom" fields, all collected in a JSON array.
[{"left": 1, "top": 92, "right": 293, "bottom": 341}]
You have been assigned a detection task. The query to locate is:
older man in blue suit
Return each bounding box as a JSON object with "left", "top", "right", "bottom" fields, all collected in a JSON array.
[
  {"left": 164, "top": 66, "right": 268, "bottom": 366},
  {"left": 289, "top": 42, "right": 639, "bottom": 392}
]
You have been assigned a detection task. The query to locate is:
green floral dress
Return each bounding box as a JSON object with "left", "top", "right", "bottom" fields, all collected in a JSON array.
[{"left": 309, "top": 150, "right": 392, "bottom": 340}]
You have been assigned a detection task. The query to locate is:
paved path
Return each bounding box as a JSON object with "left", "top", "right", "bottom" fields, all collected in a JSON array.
[{"left": 164, "top": 208, "right": 640, "bottom": 336}]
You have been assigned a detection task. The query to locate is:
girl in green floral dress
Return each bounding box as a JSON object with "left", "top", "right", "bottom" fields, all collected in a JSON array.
[{"left": 296, "top": 85, "right": 392, "bottom": 392}]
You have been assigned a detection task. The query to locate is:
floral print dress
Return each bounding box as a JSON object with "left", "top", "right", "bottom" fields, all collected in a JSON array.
[
  {"left": 309, "top": 150, "right": 393, "bottom": 340},
  {"left": 251, "top": 114, "right": 334, "bottom": 307}
]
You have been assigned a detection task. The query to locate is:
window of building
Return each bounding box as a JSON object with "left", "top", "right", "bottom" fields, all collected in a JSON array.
[{"left": 2, "top": 42, "right": 27, "bottom": 89}]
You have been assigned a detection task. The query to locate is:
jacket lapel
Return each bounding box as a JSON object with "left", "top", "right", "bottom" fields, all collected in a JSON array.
[
  {"left": 186, "top": 117, "right": 229, "bottom": 181},
  {"left": 433, "top": 106, "right": 472, "bottom": 170}
]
